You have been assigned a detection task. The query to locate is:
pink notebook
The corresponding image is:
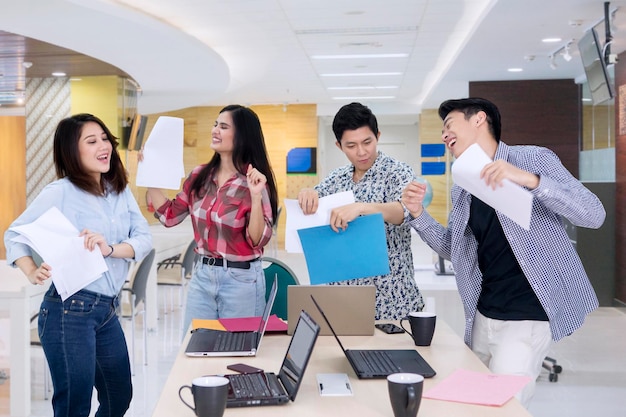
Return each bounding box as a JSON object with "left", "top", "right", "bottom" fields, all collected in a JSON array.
[{"left": 218, "top": 314, "right": 288, "bottom": 332}]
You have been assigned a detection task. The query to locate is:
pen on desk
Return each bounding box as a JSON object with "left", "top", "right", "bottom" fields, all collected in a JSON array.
[
  {"left": 319, "top": 383, "right": 323, "bottom": 392},
  {"left": 346, "top": 382, "right": 351, "bottom": 392}
]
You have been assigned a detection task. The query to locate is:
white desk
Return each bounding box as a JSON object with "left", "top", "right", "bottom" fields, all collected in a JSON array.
[
  {"left": 151, "top": 319, "right": 531, "bottom": 417},
  {"left": 0, "top": 260, "right": 50, "bottom": 417},
  {"left": 148, "top": 221, "right": 193, "bottom": 330}
]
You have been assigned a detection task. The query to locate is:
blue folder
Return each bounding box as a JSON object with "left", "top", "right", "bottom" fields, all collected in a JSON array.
[{"left": 297, "top": 213, "right": 390, "bottom": 285}]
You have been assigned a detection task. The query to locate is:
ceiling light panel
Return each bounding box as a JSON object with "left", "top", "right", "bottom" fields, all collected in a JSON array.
[{"left": 311, "top": 53, "right": 409, "bottom": 59}]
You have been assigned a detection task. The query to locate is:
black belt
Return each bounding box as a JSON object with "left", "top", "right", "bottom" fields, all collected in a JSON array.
[{"left": 201, "top": 257, "right": 258, "bottom": 269}]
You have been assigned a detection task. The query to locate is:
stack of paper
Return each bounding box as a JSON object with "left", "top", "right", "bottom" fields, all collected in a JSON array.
[{"left": 9, "top": 207, "right": 108, "bottom": 300}]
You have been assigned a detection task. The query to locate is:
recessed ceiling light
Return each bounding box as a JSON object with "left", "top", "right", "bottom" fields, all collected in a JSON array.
[
  {"left": 312, "top": 53, "right": 408, "bottom": 59},
  {"left": 508, "top": 68, "right": 523, "bottom": 72},
  {"left": 542, "top": 37, "right": 562, "bottom": 43},
  {"left": 321, "top": 72, "right": 402, "bottom": 77},
  {"left": 52, "top": 72, "right": 66, "bottom": 77}
]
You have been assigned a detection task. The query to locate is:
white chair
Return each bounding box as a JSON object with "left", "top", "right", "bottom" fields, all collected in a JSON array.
[
  {"left": 121, "top": 248, "right": 154, "bottom": 373},
  {"left": 157, "top": 240, "right": 196, "bottom": 313},
  {"left": 30, "top": 313, "right": 51, "bottom": 400}
]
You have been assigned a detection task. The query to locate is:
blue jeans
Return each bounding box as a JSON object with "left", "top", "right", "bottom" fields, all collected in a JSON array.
[
  {"left": 183, "top": 259, "right": 266, "bottom": 334},
  {"left": 39, "top": 285, "right": 132, "bottom": 417}
]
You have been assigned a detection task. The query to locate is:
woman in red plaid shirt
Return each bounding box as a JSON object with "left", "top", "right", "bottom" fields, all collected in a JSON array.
[{"left": 146, "top": 105, "right": 278, "bottom": 333}]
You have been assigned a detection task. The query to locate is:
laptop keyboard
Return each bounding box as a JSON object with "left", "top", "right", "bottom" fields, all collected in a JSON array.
[
  {"left": 229, "top": 373, "right": 272, "bottom": 399},
  {"left": 215, "top": 331, "right": 247, "bottom": 351},
  {"left": 354, "top": 350, "right": 397, "bottom": 374}
]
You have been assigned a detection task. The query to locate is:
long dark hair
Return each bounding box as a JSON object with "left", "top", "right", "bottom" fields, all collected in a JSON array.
[
  {"left": 190, "top": 105, "right": 278, "bottom": 223},
  {"left": 53, "top": 113, "right": 127, "bottom": 195}
]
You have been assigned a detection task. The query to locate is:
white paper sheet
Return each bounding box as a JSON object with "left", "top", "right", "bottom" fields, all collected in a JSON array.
[
  {"left": 284, "top": 190, "right": 355, "bottom": 253},
  {"left": 9, "top": 207, "right": 108, "bottom": 300},
  {"left": 451, "top": 144, "right": 533, "bottom": 230},
  {"left": 136, "top": 116, "right": 186, "bottom": 190}
]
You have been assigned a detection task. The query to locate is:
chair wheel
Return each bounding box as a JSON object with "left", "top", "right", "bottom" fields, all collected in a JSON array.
[
  {"left": 553, "top": 365, "right": 562, "bottom": 374},
  {"left": 549, "top": 373, "right": 558, "bottom": 382}
]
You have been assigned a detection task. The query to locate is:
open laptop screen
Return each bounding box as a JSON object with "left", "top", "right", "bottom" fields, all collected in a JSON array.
[{"left": 277, "top": 310, "right": 319, "bottom": 400}]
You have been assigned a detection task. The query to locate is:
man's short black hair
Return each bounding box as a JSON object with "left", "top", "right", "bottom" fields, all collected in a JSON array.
[
  {"left": 438, "top": 98, "right": 502, "bottom": 142},
  {"left": 332, "top": 102, "right": 379, "bottom": 143}
]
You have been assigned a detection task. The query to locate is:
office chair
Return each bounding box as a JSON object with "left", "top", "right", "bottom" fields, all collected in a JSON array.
[
  {"left": 542, "top": 356, "right": 562, "bottom": 382},
  {"left": 121, "top": 248, "right": 155, "bottom": 373},
  {"left": 30, "top": 313, "right": 51, "bottom": 400},
  {"left": 157, "top": 240, "right": 196, "bottom": 313},
  {"left": 262, "top": 256, "right": 299, "bottom": 320}
]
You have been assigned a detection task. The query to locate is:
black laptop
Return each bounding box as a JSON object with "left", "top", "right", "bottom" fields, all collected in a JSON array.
[
  {"left": 223, "top": 310, "right": 320, "bottom": 407},
  {"left": 185, "top": 276, "right": 278, "bottom": 357},
  {"left": 310, "top": 295, "right": 436, "bottom": 379}
]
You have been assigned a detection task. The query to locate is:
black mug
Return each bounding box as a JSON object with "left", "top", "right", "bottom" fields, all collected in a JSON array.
[
  {"left": 387, "top": 373, "right": 424, "bottom": 417},
  {"left": 400, "top": 312, "right": 436, "bottom": 346},
  {"left": 179, "top": 376, "right": 229, "bottom": 417}
]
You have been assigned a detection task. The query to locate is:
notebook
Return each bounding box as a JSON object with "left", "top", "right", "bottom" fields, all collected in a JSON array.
[
  {"left": 224, "top": 310, "right": 320, "bottom": 407},
  {"left": 287, "top": 285, "right": 375, "bottom": 336},
  {"left": 184, "top": 276, "right": 278, "bottom": 357},
  {"left": 310, "top": 295, "right": 436, "bottom": 379}
]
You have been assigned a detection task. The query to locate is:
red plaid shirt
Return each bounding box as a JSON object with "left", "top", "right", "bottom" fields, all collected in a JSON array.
[{"left": 155, "top": 165, "right": 273, "bottom": 261}]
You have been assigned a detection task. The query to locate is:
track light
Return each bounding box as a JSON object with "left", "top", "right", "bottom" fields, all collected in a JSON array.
[
  {"left": 562, "top": 45, "right": 572, "bottom": 62},
  {"left": 549, "top": 55, "right": 557, "bottom": 70},
  {"left": 549, "top": 39, "right": 575, "bottom": 67}
]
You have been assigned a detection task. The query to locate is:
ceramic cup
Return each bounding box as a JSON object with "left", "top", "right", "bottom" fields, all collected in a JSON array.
[
  {"left": 400, "top": 312, "right": 436, "bottom": 346},
  {"left": 178, "top": 376, "right": 229, "bottom": 417},
  {"left": 387, "top": 373, "right": 424, "bottom": 417}
]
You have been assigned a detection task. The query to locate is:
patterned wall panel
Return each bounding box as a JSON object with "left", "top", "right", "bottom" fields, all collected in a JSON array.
[{"left": 25, "top": 78, "right": 71, "bottom": 204}]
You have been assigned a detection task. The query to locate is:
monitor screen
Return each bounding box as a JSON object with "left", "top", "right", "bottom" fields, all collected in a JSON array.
[{"left": 578, "top": 28, "right": 614, "bottom": 105}]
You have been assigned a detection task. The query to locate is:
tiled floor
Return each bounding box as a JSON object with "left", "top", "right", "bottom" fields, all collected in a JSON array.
[{"left": 3, "top": 249, "right": 626, "bottom": 416}]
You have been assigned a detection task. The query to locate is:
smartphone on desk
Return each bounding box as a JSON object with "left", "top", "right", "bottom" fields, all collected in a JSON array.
[
  {"left": 375, "top": 323, "right": 405, "bottom": 334},
  {"left": 226, "top": 363, "right": 264, "bottom": 374}
]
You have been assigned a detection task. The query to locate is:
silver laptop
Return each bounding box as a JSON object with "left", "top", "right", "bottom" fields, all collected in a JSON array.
[
  {"left": 224, "top": 310, "right": 320, "bottom": 407},
  {"left": 184, "top": 276, "right": 278, "bottom": 357},
  {"left": 287, "top": 285, "right": 375, "bottom": 336}
]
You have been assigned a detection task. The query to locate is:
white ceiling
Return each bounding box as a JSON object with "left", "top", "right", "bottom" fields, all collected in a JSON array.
[{"left": 1, "top": 0, "right": 625, "bottom": 118}]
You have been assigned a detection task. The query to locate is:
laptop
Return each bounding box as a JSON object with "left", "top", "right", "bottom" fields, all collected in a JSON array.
[
  {"left": 287, "top": 285, "right": 375, "bottom": 336},
  {"left": 310, "top": 295, "right": 436, "bottom": 379},
  {"left": 224, "top": 310, "right": 320, "bottom": 407},
  {"left": 184, "top": 276, "right": 278, "bottom": 357}
]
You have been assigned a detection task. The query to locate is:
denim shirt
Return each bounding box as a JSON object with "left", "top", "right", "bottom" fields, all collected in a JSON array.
[
  {"left": 4, "top": 178, "right": 153, "bottom": 297},
  {"left": 408, "top": 142, "right": 605, "bottom": 345}
]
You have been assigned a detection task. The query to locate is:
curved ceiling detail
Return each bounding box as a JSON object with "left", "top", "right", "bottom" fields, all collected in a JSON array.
[{"left": 0, "top": 0, "right": 230, "bottom": 114}]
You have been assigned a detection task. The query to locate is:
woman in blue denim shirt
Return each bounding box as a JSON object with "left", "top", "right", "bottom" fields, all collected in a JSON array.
[{"left": 4, "top": 114, "right": 152, "bottom": 417}]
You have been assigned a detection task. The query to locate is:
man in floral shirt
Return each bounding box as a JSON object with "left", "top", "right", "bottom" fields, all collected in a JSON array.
[{"left": 298, "top": 102, "right": 424, "bottom": 319}]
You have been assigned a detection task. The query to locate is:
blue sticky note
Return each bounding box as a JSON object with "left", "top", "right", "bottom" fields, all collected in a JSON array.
[{"left": 297, "top": 213, "right": 390, "bottom": 285}]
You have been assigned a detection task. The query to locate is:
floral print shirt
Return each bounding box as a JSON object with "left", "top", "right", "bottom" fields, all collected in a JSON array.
[{"left": 315, "top": 151, "right": 424, "bottom": 319}]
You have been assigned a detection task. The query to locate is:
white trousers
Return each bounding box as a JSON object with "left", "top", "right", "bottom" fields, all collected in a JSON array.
[{"left": 471, "top": 311, "right": 552, "bottom": 408}]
